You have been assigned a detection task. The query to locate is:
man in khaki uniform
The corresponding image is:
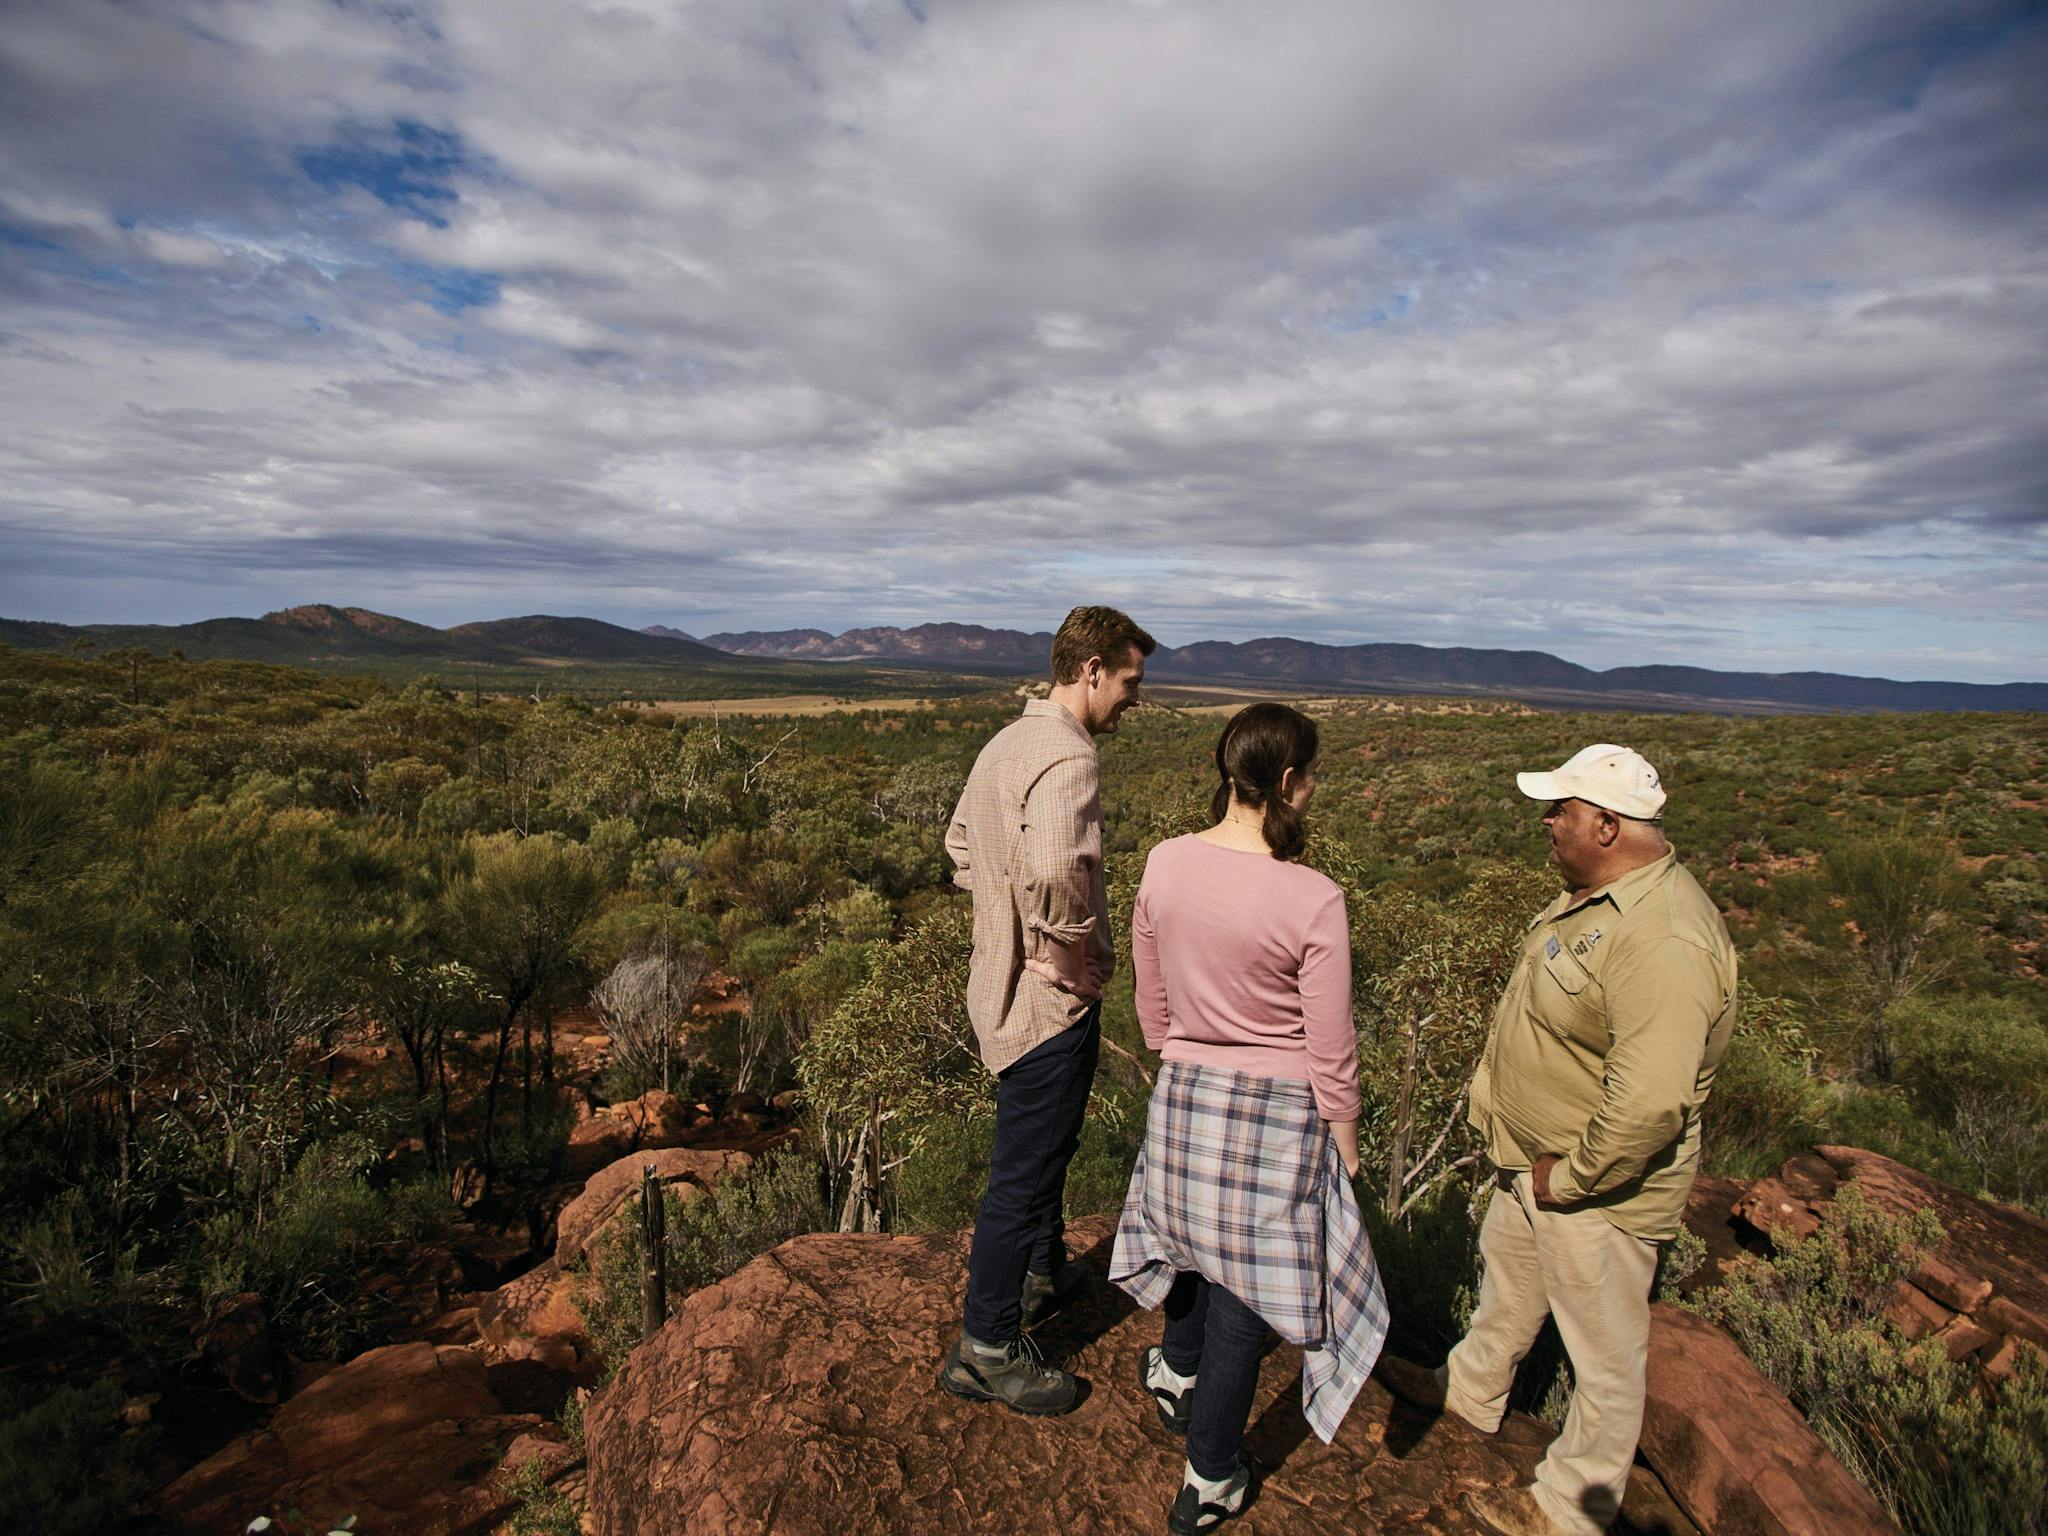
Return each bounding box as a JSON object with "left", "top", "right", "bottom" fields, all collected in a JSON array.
[{"left": 1447, "top": 744, "right": 1738, "bottom": 1536}]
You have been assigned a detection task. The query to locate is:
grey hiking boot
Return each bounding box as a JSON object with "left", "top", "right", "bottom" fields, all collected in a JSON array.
[
  {"left": 1020, "top": 1264, "right": 1083, "bottom": 1329},
  {"left": 937, "top": 1331, "right": 1079, "bottom": 1416}
]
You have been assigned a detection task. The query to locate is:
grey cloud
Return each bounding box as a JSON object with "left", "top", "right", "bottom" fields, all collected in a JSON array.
[{"left": 1, "top": 0, "right": 2044, "bottom": 682}]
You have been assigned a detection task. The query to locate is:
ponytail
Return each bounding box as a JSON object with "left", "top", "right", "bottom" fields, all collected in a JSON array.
[{"left": 1210, "top": 703, "right": 1318, "bottom": 861}]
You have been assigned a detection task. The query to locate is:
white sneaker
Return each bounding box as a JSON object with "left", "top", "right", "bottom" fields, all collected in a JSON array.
[
  {"left": 1140, "top": 1345, "right": 1196, "bottom": 1434},
  {"left": 1167, "top": 1456, "right": 1251, "bottom": 1534}
]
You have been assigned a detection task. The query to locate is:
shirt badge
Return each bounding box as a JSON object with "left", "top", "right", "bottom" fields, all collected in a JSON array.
[{"left": 1545, "top": 935, "right": 1561, "bottom": 959}]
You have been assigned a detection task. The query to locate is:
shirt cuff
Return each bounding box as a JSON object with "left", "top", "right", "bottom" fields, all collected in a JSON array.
[
  {"left": 1026, "top": 914, "right": 1096, "bottom": 944},
  {"left": 1544, "top": 1158, "right": 1588, "bottom": 1206}
]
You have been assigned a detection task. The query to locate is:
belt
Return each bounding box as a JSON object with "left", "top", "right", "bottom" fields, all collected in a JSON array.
[{"left": 1495, "top": 1168, "right": 1522, "bottom": 1193}]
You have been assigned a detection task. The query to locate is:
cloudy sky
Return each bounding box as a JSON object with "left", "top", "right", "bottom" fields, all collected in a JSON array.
[{"left": 2, "top": 1, "right": 2044, "bottom": 682}]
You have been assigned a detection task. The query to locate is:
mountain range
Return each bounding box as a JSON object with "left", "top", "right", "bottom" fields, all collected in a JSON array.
[
  {"left": 0, "top": 604, "right": 738, "bottom": 669},
  {"left": 695, "top": 623, "right": 2047, "bottom": 714},
  {"left": 2, "top": 605, "right": 2040, "bottom": 713}
]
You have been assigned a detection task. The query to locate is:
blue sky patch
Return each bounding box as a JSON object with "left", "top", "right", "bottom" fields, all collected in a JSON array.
[
  {"left": 297, "top": 119, "right": 467, "bottom": 225},
  {"left": 391, "top": 260, "right": 502, "bottom": 314}
]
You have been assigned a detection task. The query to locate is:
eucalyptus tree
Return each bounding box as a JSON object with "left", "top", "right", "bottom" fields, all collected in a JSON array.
[{"left": 440, "top": 832, "right": 603, "bottom": 1192}]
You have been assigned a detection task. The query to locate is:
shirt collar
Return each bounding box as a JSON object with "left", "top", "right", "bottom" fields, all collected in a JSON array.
[
  {"left": 1552, "top": 847, "right": 1677, "bottom": 919},
  {"left": 1023, "top": 696, "right": 1095, "bottom": 745}
]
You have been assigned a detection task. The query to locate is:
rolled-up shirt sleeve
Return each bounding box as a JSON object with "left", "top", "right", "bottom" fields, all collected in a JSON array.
[
  {"left": 1300, "top": 890, "right": 1361, "bottom": 1121},
  {"left": 944, "top": 792, "right": 973, "bottom": 890},
  {"left": 1020, "top": 752, "right": 1101, "bottom": 954},
  {"left": 1132, "top": 874, "right": 1170, "bottom": 1051},
  {"left": 1545, "top": 935, "right": 1720, "bottom": 1205}
]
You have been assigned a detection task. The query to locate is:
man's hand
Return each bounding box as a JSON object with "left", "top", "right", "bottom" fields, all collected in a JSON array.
[
  {"left": 1532, "top": 1153, "right": 1567, "bottom": 1208},
  {"left": 1024, "top": 941, "right": 1103, "bottom": 1002}
]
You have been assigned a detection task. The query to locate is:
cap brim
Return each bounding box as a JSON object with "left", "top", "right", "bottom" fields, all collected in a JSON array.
[{"left": 1516, "top": 771, "right": 1567, "bottom": 802}]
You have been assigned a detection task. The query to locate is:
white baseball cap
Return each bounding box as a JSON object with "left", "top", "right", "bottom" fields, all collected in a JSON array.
[{"left": 1516, "top": 743, "right": 1666, "bottom": 820}]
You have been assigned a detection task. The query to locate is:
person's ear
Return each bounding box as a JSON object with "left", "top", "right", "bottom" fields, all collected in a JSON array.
[
  {"left": 1596, "top": 810, "right": 1621, "bottom": 847},
  {"left": 1082, "top": 655, "right": 1104, "bottom": 688}
]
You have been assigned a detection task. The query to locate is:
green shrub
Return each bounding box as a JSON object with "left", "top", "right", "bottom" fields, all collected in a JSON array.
[
  {"left": 490, "top": 1096, "right": 578, "bottom": 1195},
  {"left": 1060, "top": 1088, "right": 1143, "bottom": 1221},
  {"left": 502, "top": 1455, "right": 578, "bottom": 1536},
  {"left": 0, "top": 1378, "right": 154, "bottom": 1536},
  {"left": 1360, "top": 1180, "right": 1484, "bottom": 1362},
  {"left": 894, "top": 1109, "right": 995, "bottom": 1235},
  {"left": 1691, "top": 1182, "right": 2047, "bottom": 1535},
  {"left": 1891, "top": 996, "right": 2048, "bottom": 1211},
  {"left": 1823, "top": 1087, "right": 1971, "bottom": 1190},
  {"left": 7, "top": 1187, "right": 149, "bottom": 1323},
  {"left": 668, "top": 1142, "right": 829, "bottom": 1293},
  {"left": 893, "top": 1081, "right": 1138, "bottom": 1238},
  {"left": 579, "top": 1144, "right": 830, "bottom": 1379},
  {"left": 1703, "top": 989, "right": 1828, "bottom": 1179},
  {"left": 200, "top": 1135, "right": 451, "bottom": 1354}
]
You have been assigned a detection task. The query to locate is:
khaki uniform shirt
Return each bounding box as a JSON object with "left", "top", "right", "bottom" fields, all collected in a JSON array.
[
  {"left": 945, "top": 699, "right": 1115, "bottom": 1074},
  {"left": 1468, "top": 849, "right": 1737, "bottom": 1242}
]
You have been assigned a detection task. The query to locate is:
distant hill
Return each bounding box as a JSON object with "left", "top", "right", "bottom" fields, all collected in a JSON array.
[
  {"left": 641, "top": 624, "right": 700, "bottom": 643},
  {"left": 0, "top": 605, "right": 739, "bottom": 671},
  {"left": 691, "top": 625, "right": 2048, "bottom": 714},
  {"left": 445, "top": 615, "right": 734, "bottom": 665}
]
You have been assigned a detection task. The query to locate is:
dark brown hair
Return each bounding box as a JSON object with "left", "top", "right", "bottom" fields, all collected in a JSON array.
[
  {"left": 1050, "top": 605, "right": 1156, "bottom": 685},
  {"left": 1209, "top": 702, "right": 1318, "bottom": 860}
]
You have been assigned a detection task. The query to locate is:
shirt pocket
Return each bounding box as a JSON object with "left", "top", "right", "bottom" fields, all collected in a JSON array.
[{"left": 1535, "top": 946, "right": 1603, "bottom": 1044}]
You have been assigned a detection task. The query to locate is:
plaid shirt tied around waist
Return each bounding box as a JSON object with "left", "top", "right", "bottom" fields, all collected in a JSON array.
[{"left": 1110, "top": 1061, "right": 1390, "bottom": 1443}]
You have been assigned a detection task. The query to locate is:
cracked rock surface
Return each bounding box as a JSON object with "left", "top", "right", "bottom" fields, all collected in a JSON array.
[{"left": 584, "top": 1217, "right": 1667, "bottom": 1535}]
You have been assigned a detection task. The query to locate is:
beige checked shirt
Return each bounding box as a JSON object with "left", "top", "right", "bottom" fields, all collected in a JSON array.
[{"left": 945, "top": 699, "right": 1115, "bottom": 1074}]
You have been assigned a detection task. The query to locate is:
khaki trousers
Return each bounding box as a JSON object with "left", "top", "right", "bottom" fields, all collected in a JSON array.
[{"left": 1444, "top": 1172, "right": 1658, "bottom": 1536}]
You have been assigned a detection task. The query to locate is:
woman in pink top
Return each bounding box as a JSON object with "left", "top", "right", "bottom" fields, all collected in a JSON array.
[{"left": 1109, "top": 704, "right": 1389, "bottom": 1535}]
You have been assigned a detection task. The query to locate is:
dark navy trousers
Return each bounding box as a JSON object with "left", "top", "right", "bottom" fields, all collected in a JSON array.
[
  {"left": 1163, "top": 1271, "right": 1270, "bottom": 1480},
  {"left": 961, "top": 1002, "right": 1101, "bottom": 1343}
]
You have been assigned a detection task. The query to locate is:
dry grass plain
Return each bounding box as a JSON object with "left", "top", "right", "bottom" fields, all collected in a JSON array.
[
  {"left": 627, "top": 694, "right": 943, "bottom": 717},
  {"left": 620, "top": 685, "right": 1542, "bottom": 719}
]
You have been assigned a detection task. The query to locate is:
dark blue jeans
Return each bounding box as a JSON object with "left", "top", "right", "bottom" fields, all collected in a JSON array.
[
  {"left": 1163, "top": 1271, "right": 1270, "bottom": 1481},
  {"left": 961, "top": 1003, "right": 1101, "bottom": 1342}
]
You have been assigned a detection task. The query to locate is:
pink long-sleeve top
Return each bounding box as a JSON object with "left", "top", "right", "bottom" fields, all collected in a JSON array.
[{"left": 1132, "top": 834, "right": 1361, "bottom": 1121}]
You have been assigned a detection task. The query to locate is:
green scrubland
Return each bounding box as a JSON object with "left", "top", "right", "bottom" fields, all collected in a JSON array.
[{"left": 1, "top": 643, "right": 2043, "bottom": 1533}]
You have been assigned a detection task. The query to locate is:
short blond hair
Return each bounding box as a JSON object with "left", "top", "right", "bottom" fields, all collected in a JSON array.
[{"left": 1050, "top": 606, "right": 1155, "bottom": 685}]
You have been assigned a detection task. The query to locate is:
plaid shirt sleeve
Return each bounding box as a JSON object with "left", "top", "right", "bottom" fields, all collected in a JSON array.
[{"left": 1019, "top": 750, "right": 1102, "bottom": 953}]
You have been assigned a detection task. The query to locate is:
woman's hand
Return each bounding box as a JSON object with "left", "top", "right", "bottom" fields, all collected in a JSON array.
[{"left": 1328, "top": 1117, "right": 1362, "bottom": 1182}]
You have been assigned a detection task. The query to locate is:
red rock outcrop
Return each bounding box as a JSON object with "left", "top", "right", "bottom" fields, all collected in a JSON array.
[
  {"left": 1640, "top": 1304, "right": 1901, "bottom": 1535},
  {"left": 584, "top": 1217, "right": 1692, "bottom": 1536},
  {"left": 476, "top": 1257, "right": 594, "bottom": 1369},
  {"left": 555, "top": 1146, "right": 752, "bottom": 1262},
  {"left": 154, "top": 1341, "right": 540, "bottom": 1536},
  {"left": 1718, "top": 1145, "right": 2048, "bottom": 1386},
  {"left": 196, "top": 1292, "right": 281, "bottom": 1405},
  {"left": 566, "top": 1089, "right": 711, "bottom": 1174}
]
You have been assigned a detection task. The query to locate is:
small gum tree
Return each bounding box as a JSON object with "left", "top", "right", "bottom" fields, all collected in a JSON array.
[
  {"left": 1796, "top": 830, "right": 1968, "bottom": 1080},
  {"left": 797, "top": 903, "right": 983, "bottom": 1232}
]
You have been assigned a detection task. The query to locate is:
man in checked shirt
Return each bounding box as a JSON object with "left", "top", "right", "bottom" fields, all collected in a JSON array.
[{"left": 936, "top": 605, "right": 1154, "bottom": 1416}]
